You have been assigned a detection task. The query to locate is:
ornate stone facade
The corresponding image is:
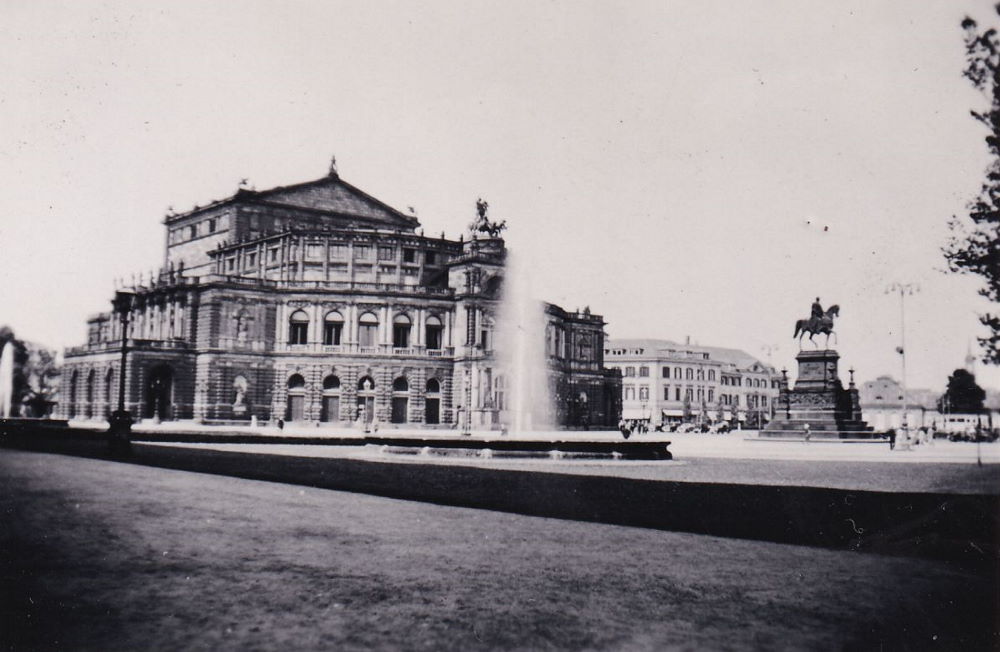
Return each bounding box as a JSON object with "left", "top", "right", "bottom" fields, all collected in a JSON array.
[{"left": 59, "top": 166, "right": 621, "bottom": 429}]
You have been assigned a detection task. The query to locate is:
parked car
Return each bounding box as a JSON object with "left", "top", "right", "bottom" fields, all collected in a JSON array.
[
  {"left": 675, "top": 423, "right": 698, "bottom": 433},
  {"left": 708, "top": 422, "right": 730, "bottom": 434}
]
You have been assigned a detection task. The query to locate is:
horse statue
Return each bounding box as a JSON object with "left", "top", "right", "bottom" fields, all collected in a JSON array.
[
  {"left": 794, "top": 305, "right": 839, "bottom": 348},
  {"left": 469, "top": 197, "right": 507, "bottom": 237}
]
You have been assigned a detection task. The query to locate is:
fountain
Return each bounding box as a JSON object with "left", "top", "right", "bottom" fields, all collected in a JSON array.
[
  {"left": 494, "top": 250, "right": 555, "bottom": 432},
  {"left": 0, "top": 342, "right": 12, "bottom": 418}
]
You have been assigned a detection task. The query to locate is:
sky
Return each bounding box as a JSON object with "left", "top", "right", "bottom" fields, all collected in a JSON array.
[{"left": 1, "top": 0, "right": 998, "bottom": 393}]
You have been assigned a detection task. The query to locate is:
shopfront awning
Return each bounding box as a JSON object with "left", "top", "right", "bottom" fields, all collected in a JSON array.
[{"left": 661, "top": 409, "right": 684, "bottom": 417}]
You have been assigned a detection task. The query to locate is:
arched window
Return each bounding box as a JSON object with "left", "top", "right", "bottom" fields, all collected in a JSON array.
[
  {"left": 392, "top": 377, "right": 409, "bottom": 392},
  {"left": 105, "top": 368, "right": 114, "bottom": 416},
  {"left": 357, "top": 375, "right": 375, "bottom": 392},
  {"left": 577, "top": 336, "right": 592, "bottom": 361},
  {"left": 392, "top": 314, "right": 411, "bottom": 348},
  {"left": 323, "top": 311, "right": 343, "bottom": 346},
  {"left": 696, "top": 368, "right": 704, "bottom": 381},
  {"left": 358, "top": 312, "right": 379, "bottom": 347},
  {"left": 708, "top": 370, "right": 716, "bottom": 381},
  {"left": 288, "top": 310, "right": 309, "bottom": 345},
  {"left": 323, "top": 375, "right": 341, "bottom": 391},
  {"left": 287, "top": 374, "right": 306, "bottom": 390},
  {"left": 685, "top": 368, "right": 693, "bottom": 380},
  {"left": 674, "top": 367, "right": 682, "bottom": 380},
  {"left": 425, "top": 377, "right": 442, "bottom": 424},
  {"left": 68, "top": 370, "right": 78, "bottom": 418},
  {"left": 85, "top": 369, "right": 95, "bottom": 418},
  {"left": 425, "top": 315, "right": 443, "bottom": 350}
]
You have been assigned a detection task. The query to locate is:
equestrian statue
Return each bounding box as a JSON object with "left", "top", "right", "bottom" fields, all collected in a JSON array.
[
  {"left": 469, "top": 197, "right": 507, "bottom": 237},
  {"left": 793, "top": 297, "right": 839, "bottom": 348}
]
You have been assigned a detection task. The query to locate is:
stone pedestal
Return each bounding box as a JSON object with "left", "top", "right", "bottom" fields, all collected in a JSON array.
[{"left": 761, "top": 350, "right": 874, "bottom": 439}]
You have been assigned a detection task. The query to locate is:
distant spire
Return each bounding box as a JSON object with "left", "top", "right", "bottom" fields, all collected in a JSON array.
[
  {"left": 328, "top": 155, "right": 339, "bottom": 178},
  {"left": 965, "top": 340, "right": 977, "bottom": 373}
]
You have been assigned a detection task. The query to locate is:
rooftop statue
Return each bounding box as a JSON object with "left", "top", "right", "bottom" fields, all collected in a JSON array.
[
  {"left": 794, "top": 297, "right": 839, "bottom": 348},
  {"left": 469, "top": 197, "right": 507, "bottom": 237}
]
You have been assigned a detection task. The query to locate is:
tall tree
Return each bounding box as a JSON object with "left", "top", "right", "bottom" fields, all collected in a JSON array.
[
  {"left": 938, "top": 368, "right": 986, "bottom": 413},
  {"left": 946, "top": 8, "right": 1000, "bottom": 364}
]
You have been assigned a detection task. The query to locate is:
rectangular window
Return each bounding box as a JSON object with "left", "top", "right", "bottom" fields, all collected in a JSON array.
[
  {"left": 227, "top": 258, "right": 235, "bottom": 272},
  {"left": 426, "top": 326, "right": 442, "bottom": 350},
  {"left": 307, "top": 244, "right": 323, "bottom": 259},
  {"left": 674, "top": 368, "right": 681, "bottom": 379},
  {"left": 675, "top": 388, "right": 681, "bottom": 401},
  {"left": 662, "top": 367, "right": 670, "bottom": 378},
  {"left": 639, "top": 386, "right": 649, "bottom": 401},
  {"left": 246, "top": 253, "right": 256, "bottom": 267},
  {"left": 624, "top": 367, "right": 635, "bottom": 377},
  {"left": 624, "top": 386, "right": 635, "bottom": 401},
  {"left": 664, "top": 387, "right": 670, "bottom": 401},
  {"left": 708, "top": 389, "right": 714, "bottom": 403},
  {"left": 289, "top": 323, "right": 308, "bottom": 345},
  {"left": 189, "top": 225, "right": 197, "bottom": 239},
  {"left": 208, "top": 218, "right": 217, "bottom": 233},
  {"left": 639, "top": 366, "right": 649, "bottom": 377},
  {"left": 393, "top": 325, "right": 411, "bottom": 348},
  {"left": 403, "top": 248, "right": 416, "bottom": 263},
  {"left": 355, "top": 245, "right": 370, "bottom": 260},
  {"left": 359, "top": 324, "right": 377, "bottom": 347},
  {"left": 330, "top": 243, "right": 346, "bottom": 259},
  {"left": 269, "top": 248, "right": 278, "bottom": 262},
  {"left": 323, "top": 323, "right": 342, "bottom": 346},
  {"left": 379, "top": 246, "right": 394, "bottom": 261},
  {"left": 425, "top": 251, "right": 437, "bottom": 265}
]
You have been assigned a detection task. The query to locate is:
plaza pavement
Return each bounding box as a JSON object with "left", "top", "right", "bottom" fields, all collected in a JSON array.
[{"left": 71, "top": 417, "right": 1000, "bottom": 465}]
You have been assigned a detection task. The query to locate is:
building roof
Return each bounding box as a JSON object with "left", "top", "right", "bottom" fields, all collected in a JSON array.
[
  {"left": 166, "top": 170, "right": 418, "bottom": 229},
  {"left": 606, "top": 338, "right": 773, "bottom": 373}
]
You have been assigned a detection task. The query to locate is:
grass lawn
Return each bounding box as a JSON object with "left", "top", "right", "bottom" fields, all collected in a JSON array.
[{"left": 2, "top": 450, "right": 996, "bottom": 651}]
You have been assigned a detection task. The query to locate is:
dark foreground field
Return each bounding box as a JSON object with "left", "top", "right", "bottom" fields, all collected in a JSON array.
[{"left": 1, "top": 450, "right": 997, "bottom": 651}]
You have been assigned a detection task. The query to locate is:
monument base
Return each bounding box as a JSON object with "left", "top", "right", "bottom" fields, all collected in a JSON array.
[{"left": 761, "top": 349, "right": 876, "bottom": 440}]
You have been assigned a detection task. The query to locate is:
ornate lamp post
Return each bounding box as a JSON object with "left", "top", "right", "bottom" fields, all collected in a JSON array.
[
  {"left": 108, "top": 289, "right": 135, "bottom": 453},
  {"left": 886, "top": 282, "right": 919, "bottom": 448},
  {"left": 781, "top": 367, "right": 791, "bottom": 419}
]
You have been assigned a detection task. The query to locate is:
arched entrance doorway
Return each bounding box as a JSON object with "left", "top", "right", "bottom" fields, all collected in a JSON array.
[
  {"left": 286, "top": 374, "right": 306, "bottom": 421},
  {"left": 320, "top": 375, "right": 340, "bottom": 422},
  {"left": 391, "top": 376, "right": 409, "bottom": 423},
  {"left": 144, "top": 365, "right": 174, "bottom": 420},
  {"left": 356, "top": 376, "right": 375, "bottom": 423},
  {"left": 425, "top": 377, "right": 441, "bottom": 424}
]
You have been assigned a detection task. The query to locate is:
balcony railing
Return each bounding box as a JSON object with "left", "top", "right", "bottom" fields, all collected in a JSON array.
[
  {"left": 65, "top": 338, "right": 191, "bottom": 356},
  {"left": 276, "top": 342, "right": 454, "bottom": 357},
  {"left": 201, "top": 274, "right": 455, "bottom": 297}
]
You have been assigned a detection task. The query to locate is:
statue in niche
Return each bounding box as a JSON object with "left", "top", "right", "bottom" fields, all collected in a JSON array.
[
  {"left": 232, "top": 375, "right": 248, "bottom": 415},
  {"left": 234, "top": 310, "right": 250, "bottom": 343},
  {"left": 469, "top": 197, "right": 507, "bottom": 237}
]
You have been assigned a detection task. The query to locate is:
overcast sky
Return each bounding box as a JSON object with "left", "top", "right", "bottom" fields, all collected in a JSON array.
[{"left": 2, "top": 0, "right": 998, "bottom": 392}]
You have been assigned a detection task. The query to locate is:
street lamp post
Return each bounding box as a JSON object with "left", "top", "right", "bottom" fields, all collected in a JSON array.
[
  {"left": 886, "top": 282, "right": 919, "bottom": 449},
  {"left": 781, "top": 367, "right": 791, "bottom": 419},
  {"left": 108, "top": 289, "right": 135, "bottom": 453}
]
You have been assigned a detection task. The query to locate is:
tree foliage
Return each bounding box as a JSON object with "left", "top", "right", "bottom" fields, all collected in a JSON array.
[
  {"left": 946, "top": 7, "right": 1000, "bottom": 364},
  {"left": 937, "top": 368, "right": 986, "bottom": 413},
  {"left": 0, "top": 325, "right": 60, "bottom": 417}
]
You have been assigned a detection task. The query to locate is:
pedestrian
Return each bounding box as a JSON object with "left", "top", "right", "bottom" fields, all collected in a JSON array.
[
  {"left": 803, "top": 423, "right": 811, "bottom": 442},
  {"left": 277, "top": 418, "right": 284, "bottom": 431},
  {"left": 888, "top": 428, "right": 896, "bottom": 450}
]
